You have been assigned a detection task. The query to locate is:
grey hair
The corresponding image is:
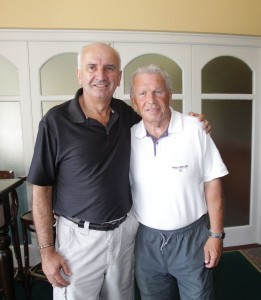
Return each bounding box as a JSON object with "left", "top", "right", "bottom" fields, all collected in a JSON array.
[
  {"left": 77, "top": 43, "right": 121, "bottom": 70},
  {"left": 129, "top": 64, "right": 172, "bottom": 96}
]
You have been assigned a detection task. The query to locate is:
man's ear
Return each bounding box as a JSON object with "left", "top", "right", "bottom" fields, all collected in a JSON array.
[
  {"left": 76, "top": 68, "right": 82, "bottom": 86},
  {"left": 131, "top": 98, "right": 138, "bottom": 112},
  {"left": 117, "top": 70, "right": 122, "bottom": 87},
  {"left": 168, "top": 91, "right": 172, "bottom": 106}
]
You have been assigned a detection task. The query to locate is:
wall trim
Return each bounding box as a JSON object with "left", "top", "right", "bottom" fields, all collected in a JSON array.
[{"left": 0, "top": 29, "right": 261, "bottom": 48}]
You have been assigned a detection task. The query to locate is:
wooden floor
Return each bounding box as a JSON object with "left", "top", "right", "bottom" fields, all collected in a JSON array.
[{"left": 224, "top": 243, "right": 261, "bottom": 251}]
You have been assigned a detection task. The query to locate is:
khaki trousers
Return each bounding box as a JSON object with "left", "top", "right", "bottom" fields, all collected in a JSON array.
[{"left": 54, "top": 210, "right": 139, "bottom": 300}]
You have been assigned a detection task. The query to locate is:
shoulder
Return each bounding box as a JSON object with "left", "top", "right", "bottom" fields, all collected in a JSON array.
[
  {"left": 111, "top": 98, "right": 141, "bottom": 124},
  {"left": 42, "top": 100, "right": 70, "bottom": 123},
  {"left": 169, "top": 108, "right": 204, "bottom": 134},
  {"left": 111, "top": 98, "right": 133, "bottom": 111},
  {"left": 131, "top": 121, "right": 140, "bottom": 132},
  {"left": 181, "top": 113, "right": 204, "bottom": 132}
]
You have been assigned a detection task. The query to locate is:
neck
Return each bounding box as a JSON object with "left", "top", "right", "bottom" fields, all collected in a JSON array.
[
  {"left": 144, "top": 109, "right": 171, "bottom": 139},
  {"left": 79, "top": 95, "right": 111, "bottom": 126},
  {"left": 145, "top": 121, "right": 169, "bottom": 139}
]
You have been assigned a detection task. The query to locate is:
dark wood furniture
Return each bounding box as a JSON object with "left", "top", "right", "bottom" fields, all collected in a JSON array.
[
  {"left": 21, "top": 211, "right": 48, "bottom": 297},
  {"left": 20, "top": 211, "right": 55, "bottom": 297},
  {"left": 0, "top": 171, "right": 25, "bottom": 285},
  {"left": 0, "top": 176, "right": 26, "bottom": 300}
]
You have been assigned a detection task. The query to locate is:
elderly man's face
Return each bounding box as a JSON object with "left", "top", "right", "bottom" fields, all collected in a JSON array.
[{"left": 131, "top": 73, "right": 171, "bottom": 125}]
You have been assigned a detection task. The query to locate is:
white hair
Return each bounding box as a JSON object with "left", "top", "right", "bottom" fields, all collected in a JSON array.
[
  {"left": 77, "top": 43, "right": 121, "bottom": 70},
  {"left": 129, "top": 64, "right": 172, "bottom": 96}
]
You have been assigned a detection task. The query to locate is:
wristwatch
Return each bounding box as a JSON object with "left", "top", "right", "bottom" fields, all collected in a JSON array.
[{"left": 209, "top": 230, "right": 225, "bottom": 239}]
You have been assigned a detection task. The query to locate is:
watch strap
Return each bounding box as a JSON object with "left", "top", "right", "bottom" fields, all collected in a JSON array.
[{"left": 209, "top": 231, "right": 225, "bottom": 239}]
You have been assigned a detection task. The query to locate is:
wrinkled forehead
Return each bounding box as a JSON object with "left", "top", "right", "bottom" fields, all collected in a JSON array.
[
  {"left": 134, "top": 73, "right": 167, "bottom": 89},
  {"left": 81, "top": 44, "right": 121, "bottom": 69}
]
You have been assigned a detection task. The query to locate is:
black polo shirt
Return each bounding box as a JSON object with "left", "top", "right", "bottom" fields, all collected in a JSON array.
[{"left": 27, "top": 88, "right": 141, "bottom": 223}]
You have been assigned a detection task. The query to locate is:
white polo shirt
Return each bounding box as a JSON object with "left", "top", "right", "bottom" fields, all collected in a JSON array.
[{"left": 130, "top": 108, "right": 228, "bottom": 230}]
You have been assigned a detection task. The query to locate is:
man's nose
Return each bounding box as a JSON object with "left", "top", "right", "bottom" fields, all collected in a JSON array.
[
  {"left": 147, "top": 92, "right": 157, "bottom": 103},
  {"left": 95, "top": 67, "right": 106, "bottom": 79}
]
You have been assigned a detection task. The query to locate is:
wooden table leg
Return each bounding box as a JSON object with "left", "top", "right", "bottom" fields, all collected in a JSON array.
[{"left": 0, "top": 196, "right": 16, "bottom": 300}]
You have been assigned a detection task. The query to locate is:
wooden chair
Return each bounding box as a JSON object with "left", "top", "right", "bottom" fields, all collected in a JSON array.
[{"left": 0, "top": 171, "right": 25, "bottom": 288}]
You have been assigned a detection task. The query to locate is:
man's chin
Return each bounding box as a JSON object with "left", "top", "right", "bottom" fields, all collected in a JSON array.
[{"left": 93, "top": 91, "right": 113, "bottom": 100}]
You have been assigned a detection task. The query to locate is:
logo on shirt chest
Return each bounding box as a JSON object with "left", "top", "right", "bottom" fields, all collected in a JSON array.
[{"left": 172, "top": 165, "right": 188, "bottom": 172}]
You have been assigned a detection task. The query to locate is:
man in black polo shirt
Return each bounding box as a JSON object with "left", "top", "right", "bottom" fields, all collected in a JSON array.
[{"left": 27, "top": 43, "right": 210, "bottom": 300}]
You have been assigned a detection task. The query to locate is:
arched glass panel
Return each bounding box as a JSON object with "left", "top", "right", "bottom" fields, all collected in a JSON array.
[
  {"left": 0, "top": 56, "right": 27, "bottom": 229},
  {"left": 0, "top": 55, "right": 19, "bottom": 96},
  {"left": 40, "top": 53, "right": 78, "bottom": 95},
  {"left": 124, "top": 54, "right": 182, "bottom": 94},
  {"left": 0, "top": 101, "right": 27, "bottom": 230},
  {"left": 202, "top": 56, "right": 253, "bottom": 227},
  {"left": 202, "top": 100, "right": 252, "bottom": 227},
  {"left": 202, "top": 56, "right": 252, "bottom": 94}
]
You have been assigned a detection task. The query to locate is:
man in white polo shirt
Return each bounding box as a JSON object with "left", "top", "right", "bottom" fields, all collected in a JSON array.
[{"left": 129, "top": 64, "right": 228, "bottom": 300}]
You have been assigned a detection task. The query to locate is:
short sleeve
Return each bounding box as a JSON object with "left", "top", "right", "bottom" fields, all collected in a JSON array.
[{"left": 27, "top": 120, "right": 58, "bottom": 186}]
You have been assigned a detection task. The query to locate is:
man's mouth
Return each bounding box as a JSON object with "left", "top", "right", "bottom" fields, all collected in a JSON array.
[
  {"left": 93, "top": 81, "right": 109, "bottom": 88},
  {"left": 145, "top": 107, "right": 159, "bottom": 112}
]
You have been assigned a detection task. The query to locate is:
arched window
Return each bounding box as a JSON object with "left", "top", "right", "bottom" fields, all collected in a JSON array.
[
  {"left": 0, "top": 54, "right": 27, "bottom": 216},
  {"left": 40, "top": 53, "right": 78, "bottom": 115},
  {"left": 202, "top": 56, "right": 253, "bottom": 227},
  {"left": 202, "top": 56, "right": 252, "bottom": 94},
  {"left": 0, "top": 55, "right": 23, "bottom": 172}
]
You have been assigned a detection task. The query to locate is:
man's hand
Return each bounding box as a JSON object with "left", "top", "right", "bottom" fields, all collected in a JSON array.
[
  {"left": 40, "top": 247, "right": 71, "bottom": 287},
  {"left": 189, "top": 112, "right": 211, "bottom": 133},
  {"left": 203, "top": 237, "right": 223, "bottom": 268}
]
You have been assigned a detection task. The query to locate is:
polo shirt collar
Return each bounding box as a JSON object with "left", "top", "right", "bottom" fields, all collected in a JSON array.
[
  {"left": 69, "top": 88, "right": 116, "bottom": 124},
  {"left": 134, "top": 107, "right": 183, "bottom": 138},
  {"left": 69, "top": 88, "right": 86, "bottom": 123}
]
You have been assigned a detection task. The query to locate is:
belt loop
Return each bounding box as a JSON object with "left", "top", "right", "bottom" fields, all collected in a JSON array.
[{"left": 78, "top": 220, "right": 85, "bottom": 228}]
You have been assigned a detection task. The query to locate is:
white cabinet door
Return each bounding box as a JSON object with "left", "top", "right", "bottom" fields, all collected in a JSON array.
[
  {"left": 0, "top": 41, "right": 33, "bottom": 209},
  {"left": 192, "top": 45, "right": 261, "bottom": 246}
]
